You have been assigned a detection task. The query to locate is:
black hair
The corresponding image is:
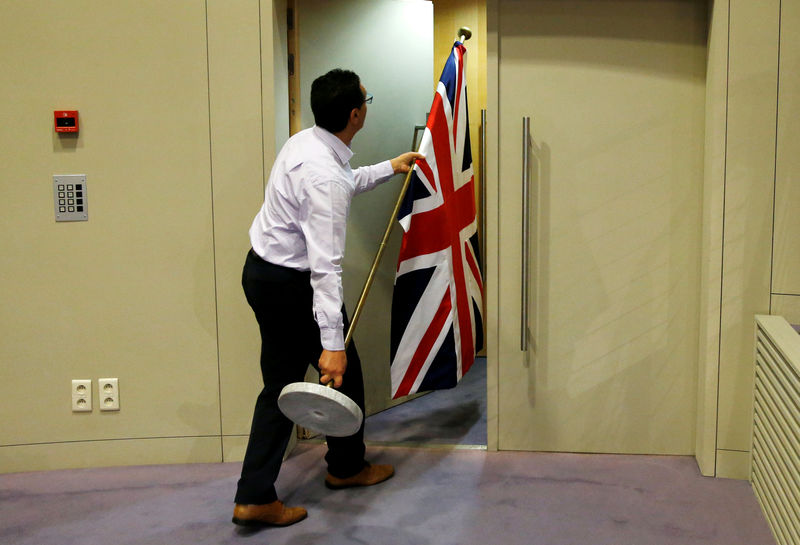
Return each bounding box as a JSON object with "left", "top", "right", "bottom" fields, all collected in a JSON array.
[{"left": 310, "top": 69, "right": 364, "bottom": 133}]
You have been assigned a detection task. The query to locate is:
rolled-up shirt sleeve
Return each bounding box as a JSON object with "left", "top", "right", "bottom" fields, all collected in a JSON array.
[{"left": 299, "top": 174, "right": 350, "bottom": 351}]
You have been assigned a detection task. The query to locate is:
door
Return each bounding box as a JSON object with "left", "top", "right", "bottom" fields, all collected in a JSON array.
[{"left": 495, "top": 0, "right": 707, "bottom": 453}]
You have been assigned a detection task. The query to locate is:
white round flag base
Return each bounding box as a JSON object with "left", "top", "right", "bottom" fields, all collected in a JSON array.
[{"left": 277, "top": 382, "right": 363, "bottom": 437}]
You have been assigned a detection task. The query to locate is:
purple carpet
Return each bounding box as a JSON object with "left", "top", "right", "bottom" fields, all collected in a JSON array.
[{"left": 0, "top": 443, "right": 773, "bottom": 545}]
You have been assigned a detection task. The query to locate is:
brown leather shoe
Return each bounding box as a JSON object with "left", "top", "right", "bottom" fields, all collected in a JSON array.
[
  {"left": 232, "top": 500, "right": 307, "bottom": 527},
  {"left": 325, "top": 463, "right": 395, "bottom": 490}
]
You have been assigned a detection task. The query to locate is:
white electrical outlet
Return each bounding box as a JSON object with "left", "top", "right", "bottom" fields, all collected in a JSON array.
[
  {"left": 98, "top": 378, "right": 120, "bottom": 411},
  {"left": 71, "top": 379, "right": 92, "bottom": 412}
]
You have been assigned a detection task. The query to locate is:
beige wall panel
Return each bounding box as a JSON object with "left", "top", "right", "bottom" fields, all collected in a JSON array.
[
  {"left": 773, "top": 0, "right": 800, "bottom": 296},
  {"left": 223, "top": 432, "right": 296, "bottom": 463},
  {"left": 715, "top": 448, "right": 751, "bottom": 480},
  {"left": 0, "top": 437, "right": 221, "bottom": 474},
  {"left": 222, "top": 435, "right": 250, "bottom": 463},
  {"left": 0, "top": 1, "right": 220, "bottom": 447},
  {"left": 207, "top": 0, "right": 269, "bottom": 438},
  {"left": 695, "top": 0, "right": 729, "bottom": 477},
  {"left": 717, "top": 0, "right": 779, "bottom": 453},
  {"left": 496, "top": 0, "right": 705, "bottom": 454},
  {"left": 434, "top": 0, "right": 485, "bottom": 105},
  {"left": 771, "top": 295, "right": 800, "bottom": 325}
]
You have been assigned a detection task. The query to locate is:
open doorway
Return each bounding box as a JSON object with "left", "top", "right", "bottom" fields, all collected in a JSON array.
[{"left": 278, "top": 0, "right": 487, "bottom": 448}]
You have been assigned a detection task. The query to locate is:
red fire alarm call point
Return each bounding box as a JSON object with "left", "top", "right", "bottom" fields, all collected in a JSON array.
[{"left": 54, "top": 110, "right": 79, "bottom": 133}]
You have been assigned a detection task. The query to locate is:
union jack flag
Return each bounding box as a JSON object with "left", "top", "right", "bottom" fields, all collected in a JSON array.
[{"left": 389, "top": 41, "right": 484, "bottom": 399}]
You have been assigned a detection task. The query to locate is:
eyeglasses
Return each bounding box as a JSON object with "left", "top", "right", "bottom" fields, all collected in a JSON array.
[{"left": 364, "top": 93, "right": 373, "bottom": 104}]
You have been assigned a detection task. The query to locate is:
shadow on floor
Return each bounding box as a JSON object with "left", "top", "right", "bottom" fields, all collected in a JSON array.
[{"left": 363, "top": 356, "right": 486, "bottom": 446}]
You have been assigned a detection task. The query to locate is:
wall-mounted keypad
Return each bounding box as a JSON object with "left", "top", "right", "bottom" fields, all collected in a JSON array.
[{"left": 54, "top": 175, "right": 88, "bottom": 222}]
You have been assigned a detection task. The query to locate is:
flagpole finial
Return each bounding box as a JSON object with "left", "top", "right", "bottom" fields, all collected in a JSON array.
[{"left": 458, "top": 26, "right": 472, "bottom": 42}]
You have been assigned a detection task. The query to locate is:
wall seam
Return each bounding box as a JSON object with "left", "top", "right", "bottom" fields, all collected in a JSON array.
[
  {"left": 769, "top": 0, "right": 782, "bottom": 312},
  {"left": 204, "top": 0, "right": 226, "bottom": 462},
  {"left": 493, "top": 0, "right": 501, "bottom": 451},
  {"left": 714, "top": 0, "right": 732, "bottom": 476},
  {"left": 259, "top": 0, "right": 267, "bottom": 194},
  {"left": 1, "top": 435, "right": 222, "bottom": 448}
]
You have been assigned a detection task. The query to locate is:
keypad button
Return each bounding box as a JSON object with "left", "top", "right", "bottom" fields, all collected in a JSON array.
[
  {"left": 58, "top": 185, "right": 65, "bottom": 191},
  {"left": 58, "top": 192, "right": 65, "bottom": 198},
  {"left": 68, "top": 206, "right": 75, "bottom": 212},
  {"left": 67, "top": 184, "right": 73, "bottom": 190},
  {"left": 77, "top": 206, "right": 84, "bottom": 212},
  {"left": 59, "top": 206, "right": 66, "bottom": 213},
  {"left": 76, "top": 184, "right": 83, "bottom": 190},
  {"left": 67, "top": 199, "right": 74, "bottom": 205},
  {"left": 76, "top": 192, "right": 83, "bottom": 197},
  {"left": 76, "top": 199, "right": 83, "bottom": 205},
  {"left": 59, "top": 199, "right": 65, "bottom": 205}
]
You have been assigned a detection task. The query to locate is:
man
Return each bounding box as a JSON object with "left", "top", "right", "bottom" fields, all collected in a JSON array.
[{"left": 232, "top": 68, "right": 423, "bottom": 527}]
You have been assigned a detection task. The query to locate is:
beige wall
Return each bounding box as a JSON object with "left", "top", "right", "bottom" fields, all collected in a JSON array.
[
  {"left": 694, "top": 0, "right": 728, "bottom": 479},
  {"left": 772, "top": 0, "right": 800, "bottom": 325},
  {"left": 210, "top": 0, "right": 278, "bottom": 463},
  {"left": 696, "top": 0, "right": 800, "bottom": 479},
  {"left": 0, "top": 0, "right": 279, "bottom": 473},
  {"left": 716, "top": 0, "right": 779, "bottom": 478}
]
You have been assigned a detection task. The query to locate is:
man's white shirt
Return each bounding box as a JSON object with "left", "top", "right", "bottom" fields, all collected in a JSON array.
[{"left": 249, "top": 125, "right": 394, "bottom": 351}]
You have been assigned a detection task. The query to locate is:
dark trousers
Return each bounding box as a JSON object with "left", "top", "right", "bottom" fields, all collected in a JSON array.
[{"left": 234, "top": 249, "right": 367, "bottom": 505}]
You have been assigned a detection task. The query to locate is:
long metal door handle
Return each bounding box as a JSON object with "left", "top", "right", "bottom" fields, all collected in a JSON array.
[
  {"left": 521, "top": 117, "right": 530, "bottom": 351},
  {"left": 480, "top": 109, "right": 487, "bottom": 280}
]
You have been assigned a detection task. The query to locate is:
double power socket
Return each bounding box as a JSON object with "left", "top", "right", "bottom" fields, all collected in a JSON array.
[{"left": 71, "top": 378, "right": 120, "bottom": 412}]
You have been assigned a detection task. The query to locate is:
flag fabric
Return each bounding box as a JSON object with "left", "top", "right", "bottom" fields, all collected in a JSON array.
[{"left": 389, "top": 41, "right": 484, "bottom": 399}]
